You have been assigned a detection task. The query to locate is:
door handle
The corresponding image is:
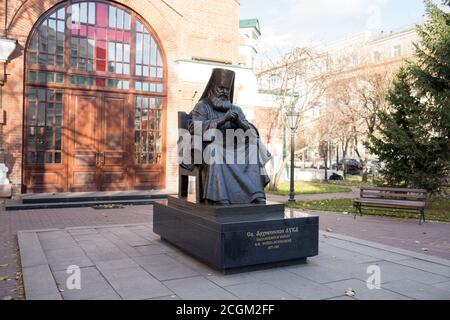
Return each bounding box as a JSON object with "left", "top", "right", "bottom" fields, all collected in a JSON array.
[
  {"left": 95, "top": 152, "right": 105, "bottom": 167},
  {"left": 95, "top": 152, "right": 100, "bottom": 167}
]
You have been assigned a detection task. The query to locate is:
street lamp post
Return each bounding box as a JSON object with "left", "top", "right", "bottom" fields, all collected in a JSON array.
[{"left": 286, "top": 109, "right": 300, "bottom": 205}]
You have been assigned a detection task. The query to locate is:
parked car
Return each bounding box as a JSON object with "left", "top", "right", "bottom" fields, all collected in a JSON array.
[{"left": 334, "top": 158, "right": 362, "bottom": 175}]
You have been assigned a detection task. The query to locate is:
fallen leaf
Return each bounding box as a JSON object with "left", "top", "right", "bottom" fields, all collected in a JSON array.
[
  {"left": 421, "top": 248, "right": 429, "bottom": 252},
  {"left": 326, "top": 228, "right": 333, "bottom": 233},
  {"left": 415, "top": 241, "right": 420, "bottom": 244},
  {"left": 2, "top": 296, "right": 13, "bottom": 301},
  {"left": 0, "top": 264, "right": 8, "bottom": 268},
  {"left": 0, "top": 276, "right": 8, "bottom": 281},
  {"left": 345, "top": 288, "right": 356, "bottom": 297},
  {"left": 342, "top": 212, "right": 349, "bottom": 215}
]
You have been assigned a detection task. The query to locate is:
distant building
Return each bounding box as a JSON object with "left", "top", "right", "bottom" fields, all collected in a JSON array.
[
  {"left": 324, "top": 26, "right": 418, "bottom": 76},
  {"left": 238, "top": 18, "right": 261, "bottom": 70},
  {"left": 318, "top": 26, "right": 419, "bottom": 162}
]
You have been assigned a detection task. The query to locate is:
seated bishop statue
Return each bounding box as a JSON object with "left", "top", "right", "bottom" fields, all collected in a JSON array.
[{"left": 181, "top": 68, "right": 272, "bottom": 206}]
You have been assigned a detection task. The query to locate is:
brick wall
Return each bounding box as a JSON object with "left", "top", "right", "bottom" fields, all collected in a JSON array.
[{"left": 0, "top": 0, "right": 240, "bottom": 194}]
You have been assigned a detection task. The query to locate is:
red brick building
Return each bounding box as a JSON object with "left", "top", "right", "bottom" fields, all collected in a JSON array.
[{"left": 0, "top": 0, "right": 267, "bottom": 195}]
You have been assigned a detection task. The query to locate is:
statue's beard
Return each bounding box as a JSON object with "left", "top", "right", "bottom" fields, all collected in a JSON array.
[{"left": 209, "top": 95, "right": 232, "bottom": 112}]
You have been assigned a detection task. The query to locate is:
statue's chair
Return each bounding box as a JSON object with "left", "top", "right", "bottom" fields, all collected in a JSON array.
[{"left": 178, "top": 112, "right": 203, "bottom": 203}]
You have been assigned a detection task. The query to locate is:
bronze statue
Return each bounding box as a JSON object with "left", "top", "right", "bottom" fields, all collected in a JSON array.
[{"left": 183, "top": 68, "right": 271, "bottom": 205}]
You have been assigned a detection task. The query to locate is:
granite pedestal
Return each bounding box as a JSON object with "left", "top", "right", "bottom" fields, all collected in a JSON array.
[{"left": 153, "top": 196, "right": 319, "bottom": 273}]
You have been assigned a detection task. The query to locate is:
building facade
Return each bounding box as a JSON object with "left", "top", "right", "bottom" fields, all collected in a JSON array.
[
  {"left": 319, "top": 26, "right": 419, "bottom": 163},
  {"left": 0, "top": 0, "right": 254, "bottom": 195}
]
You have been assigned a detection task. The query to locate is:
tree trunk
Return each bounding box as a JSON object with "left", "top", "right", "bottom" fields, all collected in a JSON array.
[
  {"left": 268, "top": 153, "right": 290, "bottom": 191},
  {"left": 362, "top": 155, "right": 369, "bottom": 182}
]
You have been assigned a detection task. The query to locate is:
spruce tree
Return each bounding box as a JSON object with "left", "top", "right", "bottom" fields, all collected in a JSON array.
[{"left": 367, "top": 0, "right": 450, "bottom": 192}]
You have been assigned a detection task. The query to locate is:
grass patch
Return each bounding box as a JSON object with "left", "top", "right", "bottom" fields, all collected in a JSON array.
[
  {"left": 269, "top": 181, "right": 352, "bottom": 196},
  {"left": 287, "top": 198, "right": 450, "bottom": 222}
]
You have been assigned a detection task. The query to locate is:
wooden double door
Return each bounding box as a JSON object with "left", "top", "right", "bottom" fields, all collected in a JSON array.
[
  {"left": 24, "top": 90, "right": 164, "bottom": 193},
  {"left": 69, "top": 91, "right": 130, "bottom": 191}
]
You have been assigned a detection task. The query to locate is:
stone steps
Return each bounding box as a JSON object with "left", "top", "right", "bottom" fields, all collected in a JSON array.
[{"left": 4, "top": 193, "right": 170, "bottom": 211}]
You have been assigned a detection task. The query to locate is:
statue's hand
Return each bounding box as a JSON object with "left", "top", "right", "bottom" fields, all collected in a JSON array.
[
  {"left": 236, "top": 117, "right": 251, "bottom": 131},
  {"left": 224, "top": 110, "right": 239, "bottom": 122}
]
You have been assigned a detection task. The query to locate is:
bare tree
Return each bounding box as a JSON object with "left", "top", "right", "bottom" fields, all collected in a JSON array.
[
  {"left": 323, "top": 52, "right": 395, "bottom": 180},
  {"left": 256, "top": 47, "right": 329, "bottom": 191},
  {"left": 353, "top": 68, "right": 393, "bottom": 181}
]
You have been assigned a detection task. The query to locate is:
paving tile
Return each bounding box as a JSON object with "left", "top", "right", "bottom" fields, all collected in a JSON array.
[
  {"left": 346, "top": 260, "right": 449, "bottom": 285},
  {"left": 318, "top": 243, "right": 379, "bottom": 264},
  {"left": 124, "top": 226, "right": 160, "bottom": 242},
  {"left": 252, "top": 269, "right": 342, "bottom": 300},
  {"left": 383, "top": 279, "right": 450, "bottom": 300},
  {"left": 96, "top": 258, "right": 139, "bottom": 271},
  {"left": 102, "top": 227, "right": 152, "bottom": 247},
  {"left": 224, "top": 282, "right": 298, "bottom": 300},
  {"left": 393, "top": 258, "right": 450, "bottom": 278},
  {"left": 22, "top": 265, "right": 61, "bottom": 300},
  {"left": 163, "top": 276, "right": 238, "bottom": 300},
  {"left": 314, "top": 259, "right": 379, "bottom": 277},
  {"left": 53, "top": 267, "right": 120, "bottom": 300},
  {"left": 207, "top": 272, "right": 259, "bottom": 287},
  {"left": 38, "top": 231, "right": 78, "bottom": 250},
  {"left": 152, "top": 239, "right": 178, "bottom": 253},
  {"left": 133, "top": 254, "right": 199, "bottom": 281},
  {"left": 325, "top": 278, "right": 412, "bottom": 300},
  {"left": 97, "top": 265, "right": 173, "bottom": 300},
  {"left": 67, "top": 229, "right": 99, "bottom": 236},
  {"left": 325, "top": 295, "right": 357, "bottom": 300},
  {"left": 324, "top": 238, "right": 412, "bottom": 262},
  {"left": 46, "top": 247, "right": 94, "bottom": 271},
  {"left": 431, "top": 280, "right": 450, "bottom": 292},
  {"left": 99, "top": 232, "right": 142, "bottom": 258},
  {"left": 18, "top": 232, "right": 47, "bottom": 268},
  {"left": 90, "top": 294, "right": 122, "bottom": 300},
  {"left": 166, "top": 252, "right": 227, "bottom": 277},
  {"left": 285, "top": 263, "right": 353, "bottom": 284},
  {"left": 148, "top": 295, "right": 180, "bottom": 300},
  {"left": 135, "top": 244, "right": 168, "bottom": 256},
  {"left": 71, "top": 233, "right": 108, "bottom": 242},
  {"left": 76, "top": 237, "right": 128, "bottom": 262}
]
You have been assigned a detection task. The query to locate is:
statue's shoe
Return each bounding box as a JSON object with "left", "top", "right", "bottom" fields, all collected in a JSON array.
[
  {"left": 252, "top": 198, "right": 266, "bottom": 205},
  {"left": 213, "top": 200, "right": 231, "bottom": 206}
]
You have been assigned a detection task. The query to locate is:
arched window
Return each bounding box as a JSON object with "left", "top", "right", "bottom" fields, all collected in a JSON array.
[{"left": 26, "top": 0, "right": 166, "bottom": 167}]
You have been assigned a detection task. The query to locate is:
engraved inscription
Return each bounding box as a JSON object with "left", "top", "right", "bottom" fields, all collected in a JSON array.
[{"left": 246, "top": 227, "right": 299, "bottom": 250}]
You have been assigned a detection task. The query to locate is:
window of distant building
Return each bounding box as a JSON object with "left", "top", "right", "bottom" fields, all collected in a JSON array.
[
  {"left": 372, "top": 50, "right": 382, "bottom": 63},
  {"left": 393, "top": 45, "right": 402, "bottom": 57}
]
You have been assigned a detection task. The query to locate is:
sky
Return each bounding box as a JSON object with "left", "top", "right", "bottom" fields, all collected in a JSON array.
[{"left": 239, "top": 0, "right": 428, "bottom": 58}]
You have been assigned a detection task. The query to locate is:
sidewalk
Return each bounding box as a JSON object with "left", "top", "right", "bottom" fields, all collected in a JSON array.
[
  {"left": 1, "top": 203, "right": 449, "bottom": 300},
  {"left": 17, "top": 223, "right": 450, "bottom": 300}
]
